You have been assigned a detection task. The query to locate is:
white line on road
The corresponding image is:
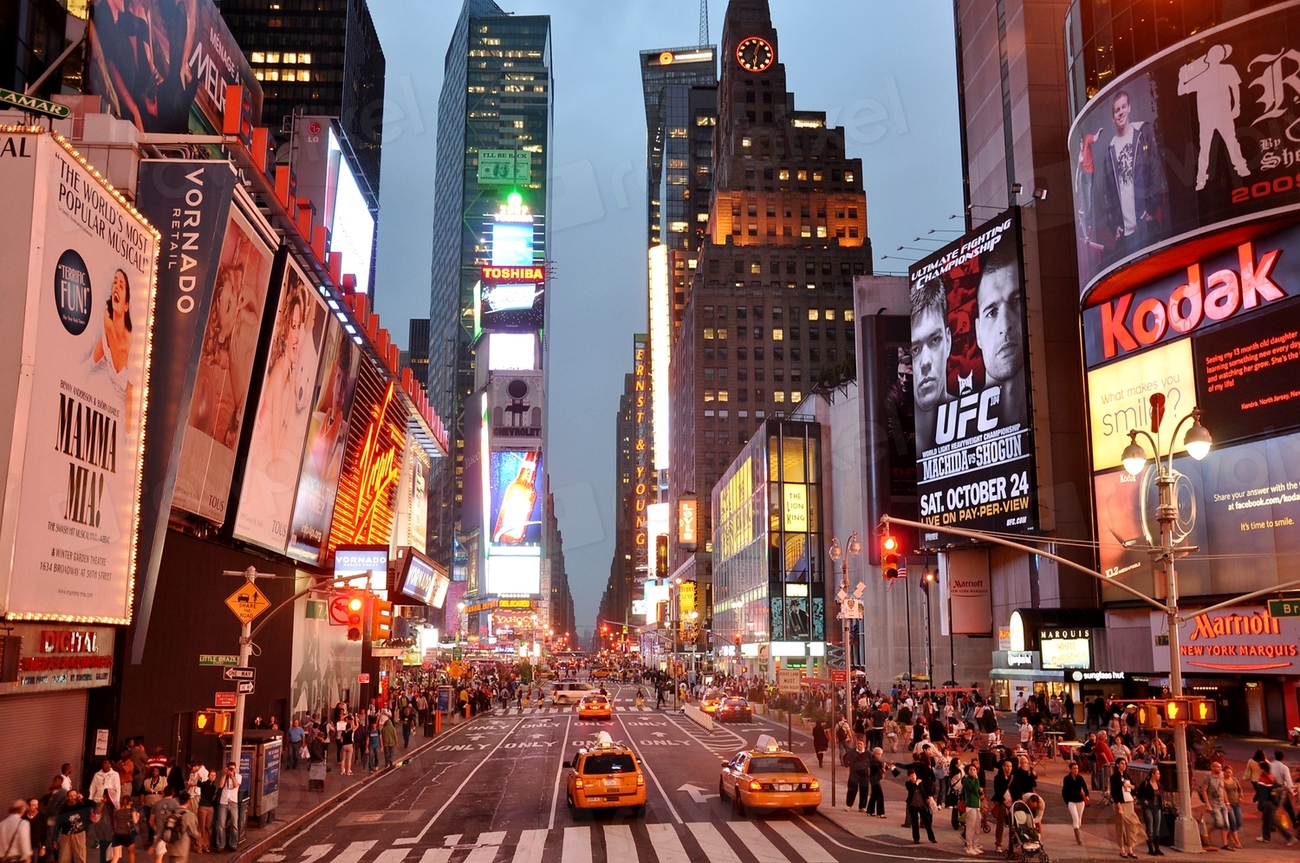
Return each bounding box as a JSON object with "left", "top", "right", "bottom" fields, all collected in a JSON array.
[
  {"left": 562, "top": 826, "right": 592, "bottom": 863},
  {"left": 614, "top": 712, "right": 682, "bottom": 824},
  {"left": 392, "top": 718, "right": 526, "bottom": 846},
  {"left": 768, "top": 820, "right": 835, "bottom": 862},
  {"left": 548, "top": 714, "right": 573, "bottom": 830},
  {"left": 685, "top": 822, "right": 743, "bottom": 863},
  {"left": 603, "top": 824, "right": 637, "bottom": 863},
  {"left": 644, "top": 823, "right": 689, "bottom": 863},
  {"left": 795, "top": 813, "right": 972, "bottom": 859},
  {"left": 511, "top": 828, "right": 547, "bottom": 863},
  {"left": 295, "top": 844, "right": 334, "bottom": 863},
  {"left": 462, "top": 831, "right": 504, "bottom": 863},
  {"left": 416, "top": 851, "right": 450, "bottom": 863},
  {"left": 371, "top": 850, "right": 409, "bottom": 863},
  {"left": 326, "top": 841, "right": 375, "bottom": 863},
  {"left": 727, "top": 821, "right": 790, "bottom": 863}
]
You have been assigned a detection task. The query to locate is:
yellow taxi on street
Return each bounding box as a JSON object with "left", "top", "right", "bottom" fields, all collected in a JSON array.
[
  {"left": 576, "top": 693, "right": 613, "bottom": 720},
  {"left": 563, "top": 731, "right": 646, "bottom": 815},
  {"left": 700, "top": 690, "right": 725, "bottom": 714},
  {"left": 719, "top": 734, "right": 821, "bottom": 815},
  {"left": 590, "top": 666, "right": 611, "bottom": 679}
]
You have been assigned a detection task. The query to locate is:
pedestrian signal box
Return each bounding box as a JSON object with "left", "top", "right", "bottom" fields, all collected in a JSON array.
[{"left": 195, "top": 710, "right": 232, "bottom": 735}]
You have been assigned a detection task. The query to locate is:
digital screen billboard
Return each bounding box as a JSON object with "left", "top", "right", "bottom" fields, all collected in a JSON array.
[
  {"left": 1086, "top": 339, "right": 1197, "bottom": 471},
  {"left": 234, "top": 259, "right": 329, "bottom": 551},
  {"left": 87, "top": 0, "right": 262, "bottom": 135},
  {"left": 1070, "top": 1, "right": 1300, "bottom": 303},
  {"left": 483, "top": 551, "right": 541, "bottom": 596},
  {"left": 488, "top": 450, "right": 543, "bottom": 548},
  {"left": 488, "top": 371, "right": 543, "bottom": 444},
  {"left": 908, "top": 209, "right": 1037, "bottom": 546},
  {"left": 486, "top": 332, "right": 537, "bottom": 371},
  {"left": 477, "top": 280, "right": 545, "bottom": 333},
  {"left": 327, "top": 130, "right": 375, "bottom": 295},
  {"left": 398, "top": 549, "right": 450, "bottom": 608},
  {"left": 335, "top": 546, "right": 388, "bottom": 593},
  {"left": 491, "top": 223, "right": 535, "bottom": 267}
]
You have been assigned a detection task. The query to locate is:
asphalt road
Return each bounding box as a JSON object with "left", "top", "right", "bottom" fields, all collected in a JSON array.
[{"left": 253, "top": 683, "right": 967, "bottom": 863}]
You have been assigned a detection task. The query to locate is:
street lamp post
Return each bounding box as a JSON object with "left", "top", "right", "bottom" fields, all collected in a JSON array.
[
  {"left": 828, "top": 531, "right": 861, "bottom": 809},
  {"left": 1121, "top": 405, "right": 1213, "bottom": 855}
]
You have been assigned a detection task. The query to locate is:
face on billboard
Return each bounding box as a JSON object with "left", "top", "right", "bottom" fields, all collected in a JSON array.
[
  {"left": 87, "top": 0, "right": 262, "bottom": 135},
  {"left": 909, "top": 211, "right": 1037, "bottom": 545},
  {"left": 286, "top": 322, "right": 361, "bottom": 564},
  {"left": 235, "top": 263, "right": 328, "bottom": 551},
  {"left": 0, "top": 133, "right": 158, "bottom": 622},
  {"left": 1070, "top": 3, "right": 1300, "bottom": 302},
  {"left": 173, "top": 208, "right": 274, "bottom": 524}
]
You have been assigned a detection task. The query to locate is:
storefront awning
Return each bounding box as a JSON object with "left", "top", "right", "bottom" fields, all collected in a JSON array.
[{"left": 989, "top": 667, "right": 1066, "bottom": 682}]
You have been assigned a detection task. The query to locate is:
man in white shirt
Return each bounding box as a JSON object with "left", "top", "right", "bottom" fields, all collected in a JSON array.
[
  {"left": 212, "top": 763, "right": 241, "bottom": 853},
  {"left": 1270, "top": 750, "right": 1297, "bottom": 826},
  {"left": 0, "top": 800, "right": 32, "bottom": 863},
  {"left": 58, "top": 765, "right": 72, "bottom": 792},
  {"left": 87, "top": 760, "right": 120, "bottom": 808}
]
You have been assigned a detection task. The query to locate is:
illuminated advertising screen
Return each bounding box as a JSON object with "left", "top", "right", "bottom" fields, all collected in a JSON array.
[
  {"left": 491, "top": 223, "right": 535, "bottom": 267},
  {"left": 334, "top": 546, "right": 387, "bottom": 594},
  {"left": 235, "top": 259, "right": 329, "bottom": 551},
  {"left": 87, "top": 0, "right": 262, "bottom": 135},
  {"left": 327, "top": 130, "right": 375, "bottom": 295},
  {"left": 399, "top": 549, "right": 450, "bottom": 608},
  {"left": 173, "top": 205, "right": 275, "bottom": 525},
  {"left": 0, "top": 131, "right": 158, "bottom": 623},
  {"left": 286, "top": 322, "right": 361, "bottom": 564},
  {"left": 909, "top": 209, "right": 1037, "bottom": 546},
  {"left": 484, "top": 552, "right": 541, "bottom": 596},
  {"left": 1040, "top": 637, "right": 1092, "bottom": 670},
  {"left": 1069, "top": 1, "right": 1300, "bottom": 303},
  {"left": 488, "top": 450, "right": 543, "bottom": 549},
  {"left": 486, "top": 332, "right": 537, "bottom": 371},
  {"left": 1086, "top": 339, "right": 1197, "bottom": 471},
  {"left": 478, "top": 280, "right": 545, "bottom": 332},
  {"left": 488, "top": 371, "right": 543, "bottom": 444}
]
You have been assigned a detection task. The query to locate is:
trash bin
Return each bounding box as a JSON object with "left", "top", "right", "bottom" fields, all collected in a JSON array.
[{"left": 223, "top": 734, "right": 281, "bottom": 826}]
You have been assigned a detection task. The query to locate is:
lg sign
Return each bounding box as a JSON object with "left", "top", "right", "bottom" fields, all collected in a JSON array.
[{"left": 1093, "top": 241, "right": 1287, "bottom": 360}]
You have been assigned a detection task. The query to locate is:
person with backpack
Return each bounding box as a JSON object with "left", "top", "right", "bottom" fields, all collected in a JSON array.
[{"left": 156, "top": 800, "right": 196, "bottom": 863}]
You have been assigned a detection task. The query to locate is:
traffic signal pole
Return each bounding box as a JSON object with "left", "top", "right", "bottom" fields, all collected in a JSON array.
[{"left": 221, "top": 568, "right": 261, "bottom": 775}]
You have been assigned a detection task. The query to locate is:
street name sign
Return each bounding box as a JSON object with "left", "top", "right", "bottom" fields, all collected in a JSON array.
[
  {"left": 199, "top": 654, "right": 239, "bottom": 667},
  {"left": 223, "top": 666, "right": 256, "bottom": 682},
  {"left": 0, "top": 87, "right": 70, "bottom": 118},
  {"left": 1267, "top": 599, "right": 1300, "bottom": 618}
]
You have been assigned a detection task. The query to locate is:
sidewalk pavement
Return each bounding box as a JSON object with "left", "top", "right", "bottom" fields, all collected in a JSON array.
[
  {"left": 212, "top": 713, "right": 479, "bottom": 863},
  {"left": 748, "top": 710, "right": 1299, "bottom": 861}
]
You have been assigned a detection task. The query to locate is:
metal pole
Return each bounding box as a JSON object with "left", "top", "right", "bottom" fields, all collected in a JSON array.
[
  {"left": 1159, "top": 467, "right": 1200, "bottom": 854},
  {"left": 923, "top": 579, "right": 933, "bottom": 683},
  {"left": 228, "top": 568, "right": 257, "bottom": 777},
  {"left": 948, "top": 564, "right": 956, "bottom": 687},
  {"left": 905, "top": 573, "right": 914, "bottom": 685}
]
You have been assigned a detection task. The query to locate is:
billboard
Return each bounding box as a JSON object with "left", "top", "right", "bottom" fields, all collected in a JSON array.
[
  {"left": 327, "top": 130, "right": 375, "bottom": 295},
  {"left": 484, "top": 553, "right": 541, "bottom": 596},
  {"left": 285, "top": 322, "right": 361, "bottom": 564},
  {"left": 393, "top": 436, "right": 430, "bottom": 554},
  {"left": 488, "top": 450, "right": 543, "bottom": 548},
  {"left": 1070, "top": 1, "right": 1300, "bottom": 302},
  {"left": 0, "top": 131, "right": 158, "bottom": 622},
  {"left": 490, "top": 223, "right": 535, "bottom": 267},
  {"left": 908, "top": 210, "right": 1037, "bottom": 546},
  {"left": 1086, "top": 339, "right": 1197, "bottom": 471},
  {"left": 86, "top": 0, "right": 262, "bottom": 135},
  {"left": 398, "top": 549, "right": 450, "bottom": 608},
  {"left": 172, "top": 206, "right": 274, "bottom": 524},
  {"left": 488, "top": 371, "right": 543, "bottom": 444},
  {"left": 334, "top": 546, "right": 387, "bottom": 594},
  {"left": 326, "top": 365, "right": 408, "bottom": 558},
  {"left": 234, "top": 259, "right": 328, "bottom": 551},
  {"left": 131, "top": 160, "right": 236, "bottom": 655},
  {"left": 477, "top": 279, "right": 545, "bottom": 333}
]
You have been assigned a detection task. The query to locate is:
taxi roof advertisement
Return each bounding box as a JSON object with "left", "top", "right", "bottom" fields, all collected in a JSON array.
[
  {"left": 908, "top": 208, "right": 1037, "bottom": 546},
  {"left": 1070, "top": 1, "right": 1300, "bottom": 303},
  {"left": 0, "top": 131, "right": 158, "bottom": 623}
]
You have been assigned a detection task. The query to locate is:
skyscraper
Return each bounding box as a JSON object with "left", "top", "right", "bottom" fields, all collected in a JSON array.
[
  {"left": 428, "top": 0, "right": 551, "bottom": 630},
  {"left": 216, "top": 0, "right": 385, "bottom": 197},
  {"left": 668, "top": 0, "right": 871, "bottom": 630}
]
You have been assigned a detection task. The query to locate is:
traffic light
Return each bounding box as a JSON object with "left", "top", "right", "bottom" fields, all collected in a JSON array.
[
  {"left": 371, "top": 597, "right": 393, "bottom": 641},
  {"left": 345, "top": 593, "right": 365, "bottom": 641},
  {"left": 1190, "top": 697, "right": 1218, "bottom": 723},
  {"left": 1136, "top": 703, "right": 1158, "bottom": 728},
  {"left": 734, "top": 632, "right": 742, "bottom": 649},
  {"left": 1161, "top": 698, "right": 1191, "bottom": 723},
  {"left": 881, "top": 534, "right": 899, "bottom": 580},
  {"left": 195, "top": 710, "right": 231, "bottom": 735}
]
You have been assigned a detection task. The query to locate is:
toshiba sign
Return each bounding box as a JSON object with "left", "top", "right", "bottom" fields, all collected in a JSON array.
[{"left": 1084, "top": 238, "right": 1289, "bottom": 364}]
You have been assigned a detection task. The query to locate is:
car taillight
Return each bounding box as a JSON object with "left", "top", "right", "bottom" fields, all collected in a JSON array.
[
  {"left": 574, "top": 779, "right": 584, "bottom": 789},
  {"left": 810, "top": 780, "right": 820, "bottom": 790},
  {"left": 636, "top": 774, "right": 645, "bottom": 786},
  {"left": 749, "top": 780, "right": 762, "bottom": 791}
]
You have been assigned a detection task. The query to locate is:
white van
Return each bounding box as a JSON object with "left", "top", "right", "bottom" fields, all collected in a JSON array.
[{"left": 549, "top": 680, "right": 597, "bottom": 704}]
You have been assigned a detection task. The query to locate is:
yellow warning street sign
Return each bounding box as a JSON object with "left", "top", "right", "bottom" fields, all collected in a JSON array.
[{"left": 225, "top": 584, "right": 271, "bottom": 625}]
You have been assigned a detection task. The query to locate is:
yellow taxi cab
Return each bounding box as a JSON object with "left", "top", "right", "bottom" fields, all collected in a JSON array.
[
  {"left": 590, "top": 666, "right": 611, "bottom": 679},
  {"left": 700, "top": 690, "right": 725, "bottom": 714},
  {"left": 719, "top": 734, "right": 821, "bottom": 815},
  {"left": 576, "top": 693, "right": 613, "bottom": 720},
  {"left": 563, "top": 731, "right": 646, "bottom": 815}
]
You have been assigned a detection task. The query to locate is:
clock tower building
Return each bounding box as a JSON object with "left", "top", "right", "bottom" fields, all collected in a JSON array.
[{"left": 667, "top": 0, "right": 872, "bottom": 652}]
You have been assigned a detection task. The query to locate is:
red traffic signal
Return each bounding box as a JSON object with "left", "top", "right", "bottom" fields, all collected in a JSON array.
[{"left": 881, "top": 534, "right": 899, "bottom": 554}]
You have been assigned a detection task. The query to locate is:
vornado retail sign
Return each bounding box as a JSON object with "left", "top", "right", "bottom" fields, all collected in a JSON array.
[
  {"left": 0, "top": 130, "right": 158, "bottom": 624},
  {"left": 1070, "top": 0, "right": 1300, "bottom": 302}
]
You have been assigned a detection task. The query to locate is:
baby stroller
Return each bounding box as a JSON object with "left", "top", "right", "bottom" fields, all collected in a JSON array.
[{"left": 1006, "top": 799, "right": 1049, "bottom": 863}]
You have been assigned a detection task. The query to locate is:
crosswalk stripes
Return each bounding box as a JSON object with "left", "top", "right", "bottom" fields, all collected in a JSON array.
[
  {"left": 561, "top": 827, "right": 591, "bottom": 863},
  {"left": 491, "top": 706, "right": 657, "bottom": 716},
  {"left": 286, "top": 819, "right": 841, "bottom": 863},
  {"left": 644, "top": 823, "right": 689, "bottom": 863}
]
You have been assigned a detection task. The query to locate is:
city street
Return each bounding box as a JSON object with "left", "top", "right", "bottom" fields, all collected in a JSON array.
[{"left": 252, "top": 685, "right": 948, "bottom": 863}]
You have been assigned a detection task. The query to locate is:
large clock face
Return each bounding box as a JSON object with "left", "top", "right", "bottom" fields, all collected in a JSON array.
[{"left": 736, "top": 36, "right": 774, "bottom": 73}]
